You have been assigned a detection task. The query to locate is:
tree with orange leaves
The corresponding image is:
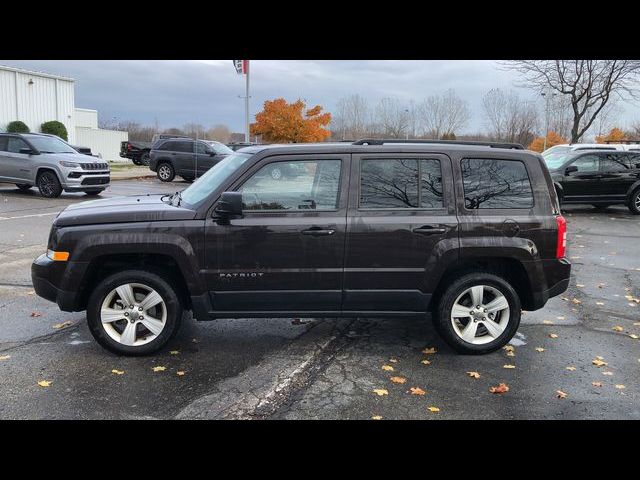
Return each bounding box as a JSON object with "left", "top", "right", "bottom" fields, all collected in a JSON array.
[
  {"left": 596, "top": 127, "right": 627, "bottom": 144},
  {"left": 528, "top": 131, "right": 567, "bottom": 153},
  {"left": 250, "top": 98, "right": 332, "bottom": 143}
]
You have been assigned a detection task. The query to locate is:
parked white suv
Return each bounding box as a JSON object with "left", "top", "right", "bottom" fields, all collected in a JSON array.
[
  {"left": 543, "top": 143, "right": 640, "bottom": 155},
  {"left": 0, "top": 133, "right": 110, "bottom": 198}
]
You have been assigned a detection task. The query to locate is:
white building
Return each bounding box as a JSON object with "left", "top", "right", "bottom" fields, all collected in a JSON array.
[{"left": 0, "top": 64, "right": 127, "bottom": 161}]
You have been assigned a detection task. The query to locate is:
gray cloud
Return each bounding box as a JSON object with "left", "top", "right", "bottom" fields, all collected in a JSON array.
[{"left": 1, "top": 60, "right": 637, "bottom": 134}]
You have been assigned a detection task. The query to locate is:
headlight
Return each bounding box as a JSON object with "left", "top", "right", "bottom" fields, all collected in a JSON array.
[{"left": 59, "top": 160, "right": 80, "bottom": 168}]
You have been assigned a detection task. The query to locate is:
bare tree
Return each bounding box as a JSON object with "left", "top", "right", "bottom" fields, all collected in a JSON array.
[
  {"left": 419, "top": 89, "right": 470, "bottom": 139},
  {"left": 183, "top": 123, "right": 207, "bottom": 139},
  {"left": 207, "top": 124, "right": 232, "bottom": 142},
  {"left": 482, "top": 89, "right": 538, "bottom": 146},
  {"left": 505, "top": 60, "right": 640, "bottom": 143},
  {"left": 332, "top": 94, "right": 371, "bottom": 140},
  {"left": 375, "top": 97, "right": 409, "bottom": 138}
]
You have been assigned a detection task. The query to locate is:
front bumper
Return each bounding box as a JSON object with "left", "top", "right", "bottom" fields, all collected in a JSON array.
[
  {"left": 62, "top": 170, "right": 110, "bottom": 191},
  {"left": 31, "top": 254, "right": 84, "bottom": 312}
]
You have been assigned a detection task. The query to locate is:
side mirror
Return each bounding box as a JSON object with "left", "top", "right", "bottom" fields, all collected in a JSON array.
[
  {"left": 19, "top": 148, "right": 34, "bottom": 155},
  {"left": 208, "top": 151, "right": 216, "bottom": 157},
  {"left": 214, "top": 191, "right": 243, "bottom": 222},
  {"left": 565, "top": 165, "right": 578, "bottom": 175}
]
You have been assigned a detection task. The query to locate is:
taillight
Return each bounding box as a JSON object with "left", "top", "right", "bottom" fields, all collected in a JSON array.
[
  {"left": 127, "top": 144, "right": 132, "bottom": 151},
  {"left": 556, "top": 215, "right": 567, "bottom": 259}
]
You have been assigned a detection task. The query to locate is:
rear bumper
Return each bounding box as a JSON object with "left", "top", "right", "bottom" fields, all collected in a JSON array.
[{"left": 529, "top": 258, "right": 571, "bottom": 310}]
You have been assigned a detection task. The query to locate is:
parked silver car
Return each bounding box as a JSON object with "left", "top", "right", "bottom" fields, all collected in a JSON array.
[{"left": 0, "top": 133, "right": 110, "bottom": 198}]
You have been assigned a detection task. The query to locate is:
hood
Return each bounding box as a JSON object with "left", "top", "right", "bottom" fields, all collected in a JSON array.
[
  {"left": 45, "top": 152, "right": 101, "bottom": 163},
  {"left": 54, "top": 194, "right": 197, "bottom": 227}
]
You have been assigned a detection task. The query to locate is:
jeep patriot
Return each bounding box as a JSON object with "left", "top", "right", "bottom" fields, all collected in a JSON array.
[{"left": 31, "top": 139, "right": 571, "bottom": 355}]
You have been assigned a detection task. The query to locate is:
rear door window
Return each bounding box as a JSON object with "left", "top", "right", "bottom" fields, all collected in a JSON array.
[
  {"left": 461, "top": 158, "right": 533, "bottom": 209},
  {"left": 599, "top": 153, "right": 631, "bottom": 172},
  {"left": 6, "top": 137, "right": 29, "bottom": 153}
]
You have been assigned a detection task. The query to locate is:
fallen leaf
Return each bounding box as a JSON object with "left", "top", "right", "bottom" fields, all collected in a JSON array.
[
  {"left": 596, "top": 302, "right": 604, "bottom": 306},
  {"left": 27, "top": 290, "right": 35, "bottom": 295},
  {"left": 549, "top": 333, "right": 559, "bottom": 339},
  {"left": 37, "top": 380, "right": 52, "bottom": 387},
  {"left": 192, "top": 338, "right": 199, "bottom": 343},
  {"left": 389, "top": 358, "right": 398, "bottom": 363},
  {"left": 556, "top": 390, "right": 568, "bottom": 399},
  {"left": 111, "top": 369, "right": 125, "bottom": 375},
  {"left": 592, "top": 359, "right": 608, "bottom": 367},
  {"left": 503, "top": 345, "right": 515, "bottom": 352},
  {"left": 576, "top": 284, "right": 585, "bottom": 288},
  {"left": 592, "top": 381, "right": 603, "bottom": 387},
  {"left": 466, "top": 371, "right": 481, "bottom": 379},
  {"left": 30, "top": 311, "right": 42, "bottom": 317},
  {"left": 176, "top": 371, "right": 186, "bottom": 376},
  {"left": 503, "top": 364, "right": 516, "bottom": 369},
  {"left": 629, "top": 334, "right": 639, "bottom": 339},
  {"left": 371, "top": 415, "right": 383, "bottom": 420},
  {"left": 489, "top": 383, "right": 509, "bottom": 394},
  {"left": 615, "top": 384, "right": 626, "bottom": 389},
  {"left": 543, "top": 320, "right": 553, "bottom": 325},
  {"left": 422, "top": 347, "right": 437, "bottom": 355},
  {"left": 612, "top": 326, "right": 624, "bottom": 332},
  {"left": 0, "top": 355, "right": 10, "bottom": 361},
  {"left": 152, "top": 366, "right": 166, "bottom": 372},
  {"left": 409, "top": 387, "right": 426, "bottom": 396},
  {"left": 390, "top": 376, "right": 407, "bottom": 384},
  {"left": 506, "top": 350, "right": 515, "bottom": 357},
  {"left": 634, "top": 322, "right": 640, "bottom": 326},
  {"left": 169, "top": 350, "right": 180, "bottom": 355},
  {"left": 373, "top": 389, "right": 388, "bottom": 396},
  {"left": 381, "top": 365, "right": 394, "bottom": 371},
  {"left": 565, "top": 366, "right": 576, "bottom": 371},
  {"left": 420, "top": 359, "right": 431, "bottom": 365},
  {"left": 602, "top": 371, "right": 613, "bottom": 376},
  {"left": 427, "top": 406, "right": 440, "bottom": 413},
  {"left": 557, "top": 316, "right": 565, "bottom": 320},
  {"left": 535, "top": 347, "right": 545, "bottom": 352},
  {"left": 52, "top": 320, "right": 73, "bottom": 329},
  {"left": 572, "top": 298, "right": 581, "bottom": 304}
]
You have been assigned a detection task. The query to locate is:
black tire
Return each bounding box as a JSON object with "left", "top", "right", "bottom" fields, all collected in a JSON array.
[
  {"left": 132, "top": 158, "right": 142, "bottom": 166},
  {"left": 15, "top": 184, "right": 32, "bottom": 191},
  {"left": 629, "top": 188, "right": 640, "bottom": 215},
  {"left": 86, "top": 270, "right": 183, "bottom": 356},
  {"left": 592, "top": 204, "right": 612, "bottom": 210},
  {"left": 37, "top": 170, "right": 63, "bottom": 198},
  {"left": 435, "top": 272, "right": 521, "bottom": 355},
  {"left": 157, "top": 162, "right": 175, "bottom": 182},
  {"left": 140, "top": 152, "right": 151, "bottom": 166},
  {"left": 85, "top": 189, "right": 104, "bottom": 196}
]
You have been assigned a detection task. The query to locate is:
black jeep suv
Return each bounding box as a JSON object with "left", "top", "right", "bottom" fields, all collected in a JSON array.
[
  {"left": 32, "top": 139, "right": 571, "bottom": 356},
  {"left": 149, "top": 138, "right": 234, "bottom": 182},
  {"left": 544, "top": 149, "right": 640, "bottom": 213}
]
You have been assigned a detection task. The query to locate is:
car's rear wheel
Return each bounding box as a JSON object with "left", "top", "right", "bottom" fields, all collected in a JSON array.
[
  {"left": 87, "top": 270, "right": 182, "bottom": 356},
  {"left": 140, "top": 152, "right": 151, "bottom": 166},
  {"left": 629, "top": 188, "right": 640, "bottom": 215},
  {"left": 157, "top": 162, "right": 175, "bottom": 182},
  {"left": 435, "top": 273, "right": 521, "bottom": 354},
  {"left": 15, "top": 184, "right": 32, "bottom": 191},
  {"left": 37, "top": 171, "right": 63, "bottom": 198}
]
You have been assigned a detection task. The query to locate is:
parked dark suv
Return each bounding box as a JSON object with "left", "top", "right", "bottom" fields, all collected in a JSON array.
[
  {"left": 149, "top": 138, "right": 233, "bottom": 182},
  {"left": 544, "top": 149, "right": 640, "bottom": 213},
  {"left": 32, "top": 139, "right": 571, "bottom": 356}
]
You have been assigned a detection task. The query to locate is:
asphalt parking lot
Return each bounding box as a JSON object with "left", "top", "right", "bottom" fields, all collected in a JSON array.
[{"left": 0, "top": 178, "right": 639, "bottom": 419}]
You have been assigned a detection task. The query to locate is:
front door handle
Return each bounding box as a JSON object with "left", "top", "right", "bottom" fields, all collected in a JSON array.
[
  {"left": 302, "top": 227, "right": 335, "bottom": 236},
  {"left": 412, "top": 225, "right": 446, "bottom": 235}
]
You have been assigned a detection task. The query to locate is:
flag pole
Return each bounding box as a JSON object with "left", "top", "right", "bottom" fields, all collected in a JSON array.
[{"left": 245, "top": 61, "right": 250, "bottom": 143}]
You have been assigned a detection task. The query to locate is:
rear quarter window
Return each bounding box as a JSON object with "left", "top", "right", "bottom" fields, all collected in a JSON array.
[{"left": 461, "top": 158, "right": 534, "bottom": 209}]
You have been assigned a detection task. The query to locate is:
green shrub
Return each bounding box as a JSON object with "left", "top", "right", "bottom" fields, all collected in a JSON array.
[
  {"left": 6, "top": 120, "right": 30, "bottom": 133},
  {"left": 41, "top": 121, "right": 68, "bottom": 141}
]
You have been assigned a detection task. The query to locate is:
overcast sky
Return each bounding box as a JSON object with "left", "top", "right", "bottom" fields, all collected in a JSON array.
[{"left": 1, "top": 60, "right": 637, "bottom": 134}]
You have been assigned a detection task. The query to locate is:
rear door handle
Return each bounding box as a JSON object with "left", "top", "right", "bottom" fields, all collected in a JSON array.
[
  {"left": 302, "top": 227, "right": 335, "bottom": 236},
  {"left": 412, "top": 225, "right": 447, "bottom": 235}
]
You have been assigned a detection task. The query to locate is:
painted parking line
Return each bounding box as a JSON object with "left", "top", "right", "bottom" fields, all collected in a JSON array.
[{"left": 0, "top": 212, "right": 60, "bottom": 221}]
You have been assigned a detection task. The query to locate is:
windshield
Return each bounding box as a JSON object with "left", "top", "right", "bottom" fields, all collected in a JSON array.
[
  {"left": 179, "top": 153, "right": 251, "bottom": 206},
  {"left": 28, "top": 136, "right": 77, "bottom": 154},
  {"left": 543, "top": 152, "right": 575, "bottom": 169},
  {"left": 205, "top": 141, "right": 234, "bottom": 155},
  {"left": 542, "top": 145, "right": 570, "bottom": 156}
]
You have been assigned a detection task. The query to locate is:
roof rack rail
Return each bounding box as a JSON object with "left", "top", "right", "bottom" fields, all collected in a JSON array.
[
  {"left": 604, "top": 139, "right": 640, "bottom": 144},
  {"left": 352, "top": 139, "right": 524, "bottom": 149}
]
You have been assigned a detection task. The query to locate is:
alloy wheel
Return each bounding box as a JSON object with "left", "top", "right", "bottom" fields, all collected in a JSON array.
[
  {"left": 158, "top": 165, "right": 172, "bottom": 181},
  {"left": 450, "top": 285, "right": 510, "bottom": 345},
  {"left": 100, "top": 283, "right": 167, "bottom": 346}
]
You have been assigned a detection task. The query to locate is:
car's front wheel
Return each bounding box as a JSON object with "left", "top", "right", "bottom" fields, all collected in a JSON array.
[
  {"left": 87, "top": 270, "right": 183, "bottom": 356},
  {"left": 37, "top": 171, "right": 63, "bottom": 198},
  {"left": 629, "top": 188, "right": 640, "bottom": 215},
  {"left": 435, "top": 273, "right": 521, "bottom": 354},
  {"left": 157, "top": 162, "right": 175, "bottom": 182},
  {"left": 140, "top": 152, "right": 151, "bottom": 166}
]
